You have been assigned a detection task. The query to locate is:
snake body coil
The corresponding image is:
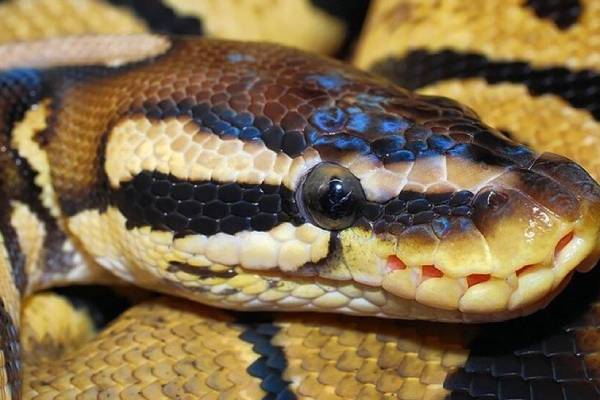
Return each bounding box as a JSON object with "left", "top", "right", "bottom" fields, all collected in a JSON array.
[{"left": 1, "top": 1, "right": 600, "bottom": 399}]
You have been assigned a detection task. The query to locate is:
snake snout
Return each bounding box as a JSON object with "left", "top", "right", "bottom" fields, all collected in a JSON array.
[
  {"left": 530, "top": 152, "right": 600, "bottom": 273},
  {"left": 373, "top": 149, "right": 600, "bottom": 322},
  {"left": 469, "top": 151, "right": 600, "bottom": 316}
]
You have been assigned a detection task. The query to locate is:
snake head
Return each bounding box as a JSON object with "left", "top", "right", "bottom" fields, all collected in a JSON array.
[
  {"left": 303, "top": 146, "right": 600, "bottom": 322},
  {"left": 67, "top": 38, "right": 600, "bottom": 322},
  {"left": 279, "top": 96, "right": 600, "bottom": 322}
]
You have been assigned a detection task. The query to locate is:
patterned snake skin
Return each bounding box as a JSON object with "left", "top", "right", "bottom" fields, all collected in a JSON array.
[{"left": 1, "top": 0, "right": 600, "bottom": 399}]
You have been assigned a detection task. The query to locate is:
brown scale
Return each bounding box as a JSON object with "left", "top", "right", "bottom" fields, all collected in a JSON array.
[{"left": 36, "top": 37, "right": 537, "bottom": 218}]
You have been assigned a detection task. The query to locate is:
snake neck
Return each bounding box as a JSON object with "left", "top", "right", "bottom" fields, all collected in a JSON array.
[
  {"left": 0, "top": 66, "right": 118, "bottom": 398},
  {"left": 0, "top": 69, "right": 60, "bottom": 399}
]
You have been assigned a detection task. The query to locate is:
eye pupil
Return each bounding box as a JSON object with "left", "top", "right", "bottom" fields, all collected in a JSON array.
[
  {"left": 319, "top": 178, "right": 355, "bottom": 219},
  {"left": 301, "top": 163, "right": 365, "bottom": 230}
]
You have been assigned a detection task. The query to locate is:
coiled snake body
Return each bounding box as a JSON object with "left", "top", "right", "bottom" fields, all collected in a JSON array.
[{"left": 2, "top": 1, "right": 600, "bottom": 399}]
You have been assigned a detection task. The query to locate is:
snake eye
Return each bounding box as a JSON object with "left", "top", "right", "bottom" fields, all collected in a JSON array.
[{"left": 301, "top": 162, "right": 365, "bottom": 230}]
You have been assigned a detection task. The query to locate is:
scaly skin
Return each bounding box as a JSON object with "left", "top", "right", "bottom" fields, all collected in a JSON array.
[
  {"left": 0, "top": 31, "right": 600, "bottom": 399},
  {"left": 20, "top": 272, "right": 600, "bottom": 400},
  {"left": 0, "top": 0, "right": 347, "bottom": 55},
  {"left": 1, "top": 34, "right": 598, "bottom": 322},
  {"left": 355, "top": 0, "right": 600, "bottom": 398}
]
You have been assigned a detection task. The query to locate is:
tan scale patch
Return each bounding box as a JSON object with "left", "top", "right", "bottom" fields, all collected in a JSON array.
[
  {"left": 8, "top": 209, "right": 108, "bottom": 294},
  {"left": 274, "top": 315, "right": 470, "bottom": 400},
  {"left": 406, "top": 156, "right": 447, "bottom": 188},
  {"left": 68, "top": 207, "right": 330, "bottom": 277},
  {"left": 0, "top": 0, "right": 347, "bottom": 57},
  {"left": 10, "top": 201, "right": 45, "bottom": 290},
  {"left": 11, "top": 101, "right": 60, "bottom": 217},
  {"left": 0, "top": 0, "right": 146, "bottom": 44},
  {"left": 338, "top": 228, "right": 392, "bottom": 287},
  {"left": 164, "top": 0, "right": 346, "bottom": 55},
  {"left": 0, "top": 364, "right": 11, "bottom": 400},
  {"left": 2, "top": 129, "right": 112, "bottom": 293},
  {"left": 344, "top": 154, "right": 411, "bottom": 201},
  {"left": 354, "top": 0, "right": 600, "bottom": 70},
  {"left": 0, "top": 34, "right": 170, "bottom": 70},
  {"left": 445, "top": 155, "right": 506, "bottom": 190},
  {"left": 23, "top": 298, "right": 266, "bottom": 400},
  {"left": 420, "top": 79, "right": 600, "bottom": 183},
  {"left": 20, "top": 292, "right": 95, "bottom": 363},
  {"left": 329, "top": 151, "right": 505, "bottom": 203},
  {"left": 105, "top": 116, "right": 322, "bottom": 190}
]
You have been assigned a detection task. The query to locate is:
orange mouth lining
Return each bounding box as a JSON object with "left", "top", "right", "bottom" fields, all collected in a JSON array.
[
  {"left": 466, "top": 274, "right": 490, "bottom": 287},
  {"left": 386, "top": 229, "right": 576, "bottom": 287},
  {"left": 555, "top": 231, "right": 574, "bottom": 256}
]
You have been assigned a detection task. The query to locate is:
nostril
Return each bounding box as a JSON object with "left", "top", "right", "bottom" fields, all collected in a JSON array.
[
  {"left": 387, "top": 255, "right": 406, "bottom": 270},
  {"left": 555, "top": 231, "right": 574, "bottom": 256},
  {"left": 422, "top": 265, "right": 443, "bottom": 279},
  {"left": 467, "top": 273, "right": 491, "bottom": 287},
  {"left": 473, "top": 188, "right": 509, "bottom": 213}
]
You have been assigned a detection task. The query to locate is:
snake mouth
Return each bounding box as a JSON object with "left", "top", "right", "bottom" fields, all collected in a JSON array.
[{"left": 381, "top": 227, "right": 599, "bottom": 320}]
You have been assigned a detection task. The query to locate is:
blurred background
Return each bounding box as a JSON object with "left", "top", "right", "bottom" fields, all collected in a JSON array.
[{"left": 0, "top": 0, "right": 372, "bottom": 59}]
